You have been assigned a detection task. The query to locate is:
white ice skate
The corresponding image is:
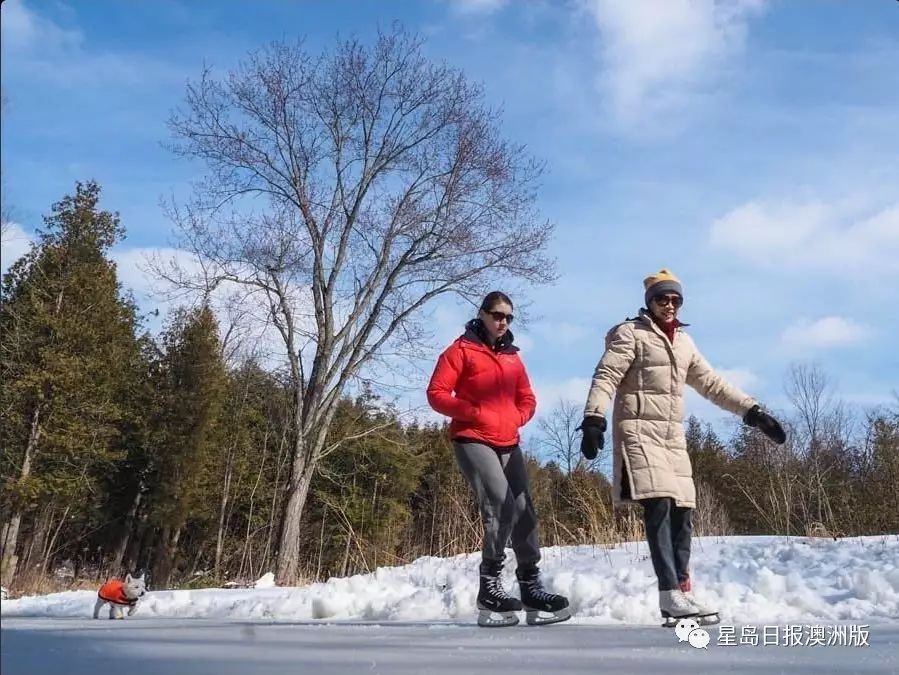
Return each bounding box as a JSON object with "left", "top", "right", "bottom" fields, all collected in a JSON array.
[
  {"left": 659, "top": 589, "right": 698, "bottom": 628},
  {"left": 679, "top": 579, "right": 719, "bottom": 625}
]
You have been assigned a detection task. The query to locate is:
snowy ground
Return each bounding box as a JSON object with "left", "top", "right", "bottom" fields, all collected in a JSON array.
[
  {"left": 4, "top": 536, "right": 898, "bottom": 624},
  {"left": 2, "top": 536, "right": 898, "bottom": 673}
]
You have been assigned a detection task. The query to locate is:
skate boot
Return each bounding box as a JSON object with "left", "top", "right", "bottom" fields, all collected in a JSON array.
[
  {"left": 477, "top": 560, "right": 522, "bottom": 627},
  {"left": 679, "top": 577, "right": 719, "bottom": 625},
  {"left": 516, "top": 564, "right": 571, "bottom": 626},
  {"left": 659, "top": 589, "right": 698, "bottom": 628}
]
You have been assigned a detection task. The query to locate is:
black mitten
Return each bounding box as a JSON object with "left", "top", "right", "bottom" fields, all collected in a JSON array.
[
  {"left": 743, "top": 405, "right": 786, "bottom": 445},
  {"left": 578, "top": 415, "right": 607, "bottom": 460}
]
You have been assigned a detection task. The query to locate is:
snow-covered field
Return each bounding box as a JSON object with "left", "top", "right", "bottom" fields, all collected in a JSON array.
[
  {"left": 3, "top": 536, "right": 898, "bottom": 624},
  {"left": 3, "top": 537, "right": 898, "bottom": 674}
]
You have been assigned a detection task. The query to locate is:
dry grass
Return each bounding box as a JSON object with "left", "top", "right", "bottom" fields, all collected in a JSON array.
[
  {"left": 805, "top": 521, "right": 842, "bottom": 540},
  {"left": 3, "top": 571, "right": 98, "bottom": 599}
]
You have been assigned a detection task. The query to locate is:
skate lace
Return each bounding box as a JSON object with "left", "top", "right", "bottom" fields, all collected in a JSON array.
[
  {"left": 671, "top": 590, "right": 695, "bottom": 611},
  {"left": 683, "top": 590, "right": 711, "bottom": 612},
  {"left": 522, "top": 578, "right": 554, "bottom": 602},
  {"left": 485, "top": 576, "right": 511, "bottom": 599}
]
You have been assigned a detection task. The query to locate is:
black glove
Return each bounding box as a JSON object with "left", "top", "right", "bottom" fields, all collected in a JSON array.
[
  {"left": 743, "top": 405, "right": 786, "bottom": 445},
  {"left": 578, "top": 415, "right": 607, "bottom": 460}
]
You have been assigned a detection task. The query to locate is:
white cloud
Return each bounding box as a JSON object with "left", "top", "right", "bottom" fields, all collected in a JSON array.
[
  {"left": 111, "top": 246, "right": 221, "bottom": 335},
  {"left": 1, "top": 0, "right": 184, "bottom": 88},
  {"left": 586, "top": 0, "right": 766, "bottom": 126},
  {"left": 110, "top": 247, "right": 300, "bottom": 367},
  {"left": 1, "top": 222, "right": 33, "bottom": 273},
  {"left": 684, "top": 388, "right": 742, "bottom": 428},
  {"left": 1, "top": 241, "right": 312, "bottom": 365},
  {"left": 534, "top": 321, "right": 591, "bottom": 346},
  {"left": 781, "top": 316, "right": 870, "bottom": 350},
  {"left": 0, "top": 0, "right": 81, "bottom": 54},
  {"left": 684, "top": 368, "right": 762, "bottom": 426},
  {"left": 112, "top": 246, "right": 199, "bottom": 302},
  {"left": 684, "top": 365, "right": 761, "bottom": 425},
  {"left": 716, "top": 367, "right": 760, "bottom": 392},
  {"left": 533, "top": 377, "right": 592, "bottom": 413},
  {"left": 710, "top": 200, "right": 899, "bottom": 274},
  {"left": 431, "top": 302, "right": 472, "bottom": 348},
  {"left": 515, "top": 332, "right": 535, "bottom": 352},
  {"left": 446, "top": 0, "right": 509, "bottom": 16}
]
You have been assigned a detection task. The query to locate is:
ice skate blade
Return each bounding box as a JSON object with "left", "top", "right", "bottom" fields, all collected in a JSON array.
[
  {"left": 524, "top": 607, "right": 572, "bottom": 626},
  {"left": 477, "top": 609, "right": 519, "bottom": 628},
  {"left": 697, "top": 613, "right": 720, "bottom": 626},
  {"left": 661, "top": 612, "right": 698, "bottom": 628}
]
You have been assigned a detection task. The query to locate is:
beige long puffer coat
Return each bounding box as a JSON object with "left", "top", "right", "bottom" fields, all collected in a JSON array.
[{"left": 584, "top": 310, "right": 756, "bottom": 508}]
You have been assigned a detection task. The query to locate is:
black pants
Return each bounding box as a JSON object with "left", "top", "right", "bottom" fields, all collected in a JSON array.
[{"left": 641, "top": 497, "right": 693, "bottom": 591}]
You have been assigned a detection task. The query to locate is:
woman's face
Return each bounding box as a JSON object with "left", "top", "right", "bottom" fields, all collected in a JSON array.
[
  {"left": 649, "top": 293, "right": 682, "bottom": 323},
  {"left": 479, "top": 301, "right": 514, "bottom": 343}
]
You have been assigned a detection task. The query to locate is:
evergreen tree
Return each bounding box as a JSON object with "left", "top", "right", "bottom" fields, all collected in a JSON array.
[
  {"left": 101, "top": 334, "right": 164, "bottom": 576},
  {"left": 212, "top": 362, "right": 293, "bottom": 582},
  {"left": 0, "top": 181, "right": 140, "bottom": 580},
  {"left": 308, "top": 393, "right": 425, "bottom": 579},
  {"left": 144, "top": 305, "right": 226, "bottom": 587}
]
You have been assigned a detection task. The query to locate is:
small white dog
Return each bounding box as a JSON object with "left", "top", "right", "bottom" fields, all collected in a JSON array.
[{"left": 93, "top": 573, "right": 147, "bottom": 619}]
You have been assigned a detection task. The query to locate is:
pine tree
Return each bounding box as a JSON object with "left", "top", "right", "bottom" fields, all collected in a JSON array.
[
  {"left": 101, "top": 334, "right": 163, "bottom": 576},
  {"left": 144, "top": 305, "right": 226, "bottom": 587},
  {"left": 0, "top": 181, "right": 141, "bottom": 581}
]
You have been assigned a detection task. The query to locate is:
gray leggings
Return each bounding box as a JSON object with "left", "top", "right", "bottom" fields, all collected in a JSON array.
[{"left": 453, "top": 441, "right": 541, "bottom": 567}]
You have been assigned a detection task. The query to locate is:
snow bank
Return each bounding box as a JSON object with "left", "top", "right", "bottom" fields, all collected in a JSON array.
[
  {"left": 253, "top": 572, "right": 275, "bottom": 589},
  {"left": 3, "top": 536, "right": 898, "bottom": 624}
]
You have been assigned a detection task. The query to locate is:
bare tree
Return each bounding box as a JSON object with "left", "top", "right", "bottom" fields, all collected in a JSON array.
[
  {"left": 786, "top": 363, "right": 834, "bottom": 446},
  {"left": 159, "top": 27, "right": 555, "bottom": 582},
  {"left": 786, "top": 362, "right": 862, "bottom": 534},
  {"left": 535, "top": 398, "right": 604, "bottom": 473}
]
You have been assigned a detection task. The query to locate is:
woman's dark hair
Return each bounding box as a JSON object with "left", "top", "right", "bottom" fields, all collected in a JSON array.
[{"left": 480, "top": 291, "right": 513, "bottom": 312}]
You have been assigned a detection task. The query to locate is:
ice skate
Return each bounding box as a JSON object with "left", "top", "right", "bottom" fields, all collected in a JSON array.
[
  {"left": 659, "top": 589, "right": 698, "bottom": 627},
  {"left": 679, "top": 578, "right": 719, "bottom": 625},
  {"left": 517, "top": 564, "right": 571, "bottom": 626},
  {"left": 477, "top": 560, "right": 522, "bottom": 627}
]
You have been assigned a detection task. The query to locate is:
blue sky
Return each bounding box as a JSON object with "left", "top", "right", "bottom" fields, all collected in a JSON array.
[{"left": 2, "top": 0, "right": 898, "bottom": 437}]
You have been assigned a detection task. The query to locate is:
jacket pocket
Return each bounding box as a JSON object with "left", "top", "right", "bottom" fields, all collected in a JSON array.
[
  {"left": 461, "top": 400, "right": 481, "bottom": 423},
  {"left": 503, "top": 413, "right": 519, "bottom": 440},
  {"left": 476, "top": 404, "right": 516, "bottom": 441},
  {"left": 636, "top": 392, "right": 644, "bottom": 417},
  {"left": 517, "top": 408, "right": 528, "bottom": 427}
]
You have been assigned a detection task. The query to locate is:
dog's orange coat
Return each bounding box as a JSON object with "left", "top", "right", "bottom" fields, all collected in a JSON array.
[{"left": 98, "top": 579, "right": 136, "bottom": 606}]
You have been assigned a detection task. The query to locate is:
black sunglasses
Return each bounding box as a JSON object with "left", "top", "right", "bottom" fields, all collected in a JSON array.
[
  {"left": 652, "top": 294, "right": 683, "bottom": 308},
  {"left": 484, "top": 310, "right": 514, "bottom": 324}
]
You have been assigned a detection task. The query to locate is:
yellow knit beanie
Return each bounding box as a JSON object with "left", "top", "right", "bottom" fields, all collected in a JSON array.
[{"left": 643, "top": 269, "right": 683, "bottom": 307}]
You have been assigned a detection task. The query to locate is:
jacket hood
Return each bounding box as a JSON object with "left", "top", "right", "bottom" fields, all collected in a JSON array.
[{"left": 462, "top": 318, "right": 519, "bottom": 354}]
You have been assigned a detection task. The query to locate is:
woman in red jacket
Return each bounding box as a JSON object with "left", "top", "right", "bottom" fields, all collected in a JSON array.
[{"left": 427, "top": 291, "right": 570, "bottom": 627}]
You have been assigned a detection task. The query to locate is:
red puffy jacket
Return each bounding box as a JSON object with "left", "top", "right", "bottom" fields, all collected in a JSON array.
[{"left": 427, "top": 330, "right": 536, "bottom": 447}]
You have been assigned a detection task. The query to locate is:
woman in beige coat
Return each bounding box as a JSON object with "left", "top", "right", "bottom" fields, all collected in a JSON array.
[{"left": 580, "top": 269, "right": 786, "bottom": 625}]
